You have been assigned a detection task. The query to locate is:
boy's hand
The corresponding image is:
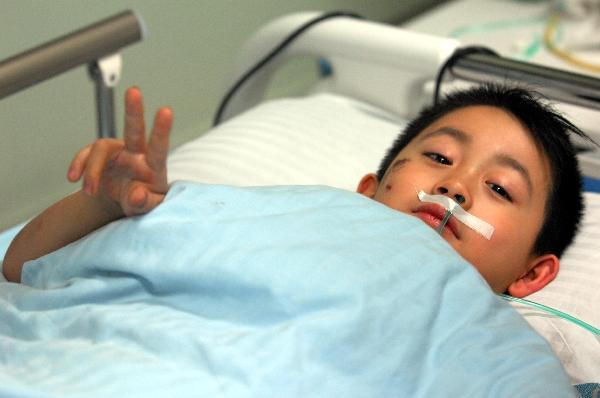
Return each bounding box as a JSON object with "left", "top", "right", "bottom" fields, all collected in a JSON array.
[{"left": 67, "top": 87, "right": 173, "bottom": 217}]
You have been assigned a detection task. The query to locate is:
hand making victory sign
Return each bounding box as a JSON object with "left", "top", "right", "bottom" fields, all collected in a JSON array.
[
  {"left": 3, "top": 87, "right": 173, "bottom": 282},
  {"left": 68, "top": 86, "right": 173, "bottom": 217}
]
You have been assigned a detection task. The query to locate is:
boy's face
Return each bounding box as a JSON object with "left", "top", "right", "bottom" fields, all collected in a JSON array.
[{"left": 357, "top": 105, "right": 555, "bottom": 294}]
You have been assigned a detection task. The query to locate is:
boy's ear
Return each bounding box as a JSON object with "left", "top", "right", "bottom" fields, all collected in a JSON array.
[
  {"left": 356, "top": 174, "right": 379, "bottom": 198},
  {"left": 506, "top": 254, "right": 560, "bottom": 298}
]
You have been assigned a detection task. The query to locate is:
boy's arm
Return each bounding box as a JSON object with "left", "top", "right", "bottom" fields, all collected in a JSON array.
[
  {"left": 2, "top": 87, "right": 173, "bottom": 282},
  {"left": 2, "top": 191, "right": 122, "bottom": 282}
]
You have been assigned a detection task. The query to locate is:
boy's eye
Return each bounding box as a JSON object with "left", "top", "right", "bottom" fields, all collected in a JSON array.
[
  {"left": 488, "top": 183, "right": 513, "bottom": 202},
  {"left": 424, "top": 152, "right": 451, "bottom": 165}
]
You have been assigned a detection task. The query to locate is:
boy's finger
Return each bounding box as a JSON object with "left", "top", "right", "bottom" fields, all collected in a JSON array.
[
  {"left": 122, "top": 183, "right": 165, "bottom": 216},
  {"left": 67, "top": 145, "right": 92, "bottom": 182},
  {"left": 83, "top": 140, "right": 123, "bottom": 196},
  {"left": 140, "top": 190, "right": 166, "bottom": 214},
  {"left": 123, "top": 87, "right": 146, "bottom": 154},
  {"left": 147, "top": 107, "right": 173, "bottom": 172},
  {"left": 112, "top": 152, "right": 155, "bottom": 182}
]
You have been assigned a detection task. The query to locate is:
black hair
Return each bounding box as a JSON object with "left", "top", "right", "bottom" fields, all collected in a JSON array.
[{"left": 377, "top": 83, "right": 594, "bottom": 258}]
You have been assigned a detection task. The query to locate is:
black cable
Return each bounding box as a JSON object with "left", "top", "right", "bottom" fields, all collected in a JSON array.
[
  {"left": 213, "top": 11, "right": 364, "bottom": 127},
  {"left": 433, "top": 46, "right": 499, "bottom": 105}
]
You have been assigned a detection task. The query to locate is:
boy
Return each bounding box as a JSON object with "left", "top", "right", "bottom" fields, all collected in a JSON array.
[
  {"left": 356, "top": 84, "right": 590, "bottom": 297},
  {"left": 3, "top": 85, "right": 592, "bottom": 298}
]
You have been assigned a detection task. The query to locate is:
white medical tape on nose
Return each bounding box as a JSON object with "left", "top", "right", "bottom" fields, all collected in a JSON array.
[{"left": 417, "top": 191, "right": 494, "bottom": 240}]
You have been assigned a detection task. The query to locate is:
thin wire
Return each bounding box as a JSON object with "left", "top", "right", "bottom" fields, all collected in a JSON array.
[
  {"left": 213, "top": 11, "right": 364, "bottom": 126},
  {"left": 433, "top": 46, "right": 499, "bottom": 105},
  {"left": 498, "top": 293, "right": 600, "bottom": 336}
]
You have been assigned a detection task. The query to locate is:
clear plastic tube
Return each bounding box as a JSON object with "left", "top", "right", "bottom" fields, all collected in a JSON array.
[
  {"left": 436, "top": 209, "right": 453, "bottom": 235},
  {"left": 498, "top": 293, "right": 600, "bottom": 336}
]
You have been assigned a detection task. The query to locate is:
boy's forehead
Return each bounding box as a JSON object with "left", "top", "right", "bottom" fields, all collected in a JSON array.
[
  {"left": 415, "top": 127, "right": 472, "bottom": 145},
  {"left": 411, "top": 106, "right": 535, "bottom": 148}
]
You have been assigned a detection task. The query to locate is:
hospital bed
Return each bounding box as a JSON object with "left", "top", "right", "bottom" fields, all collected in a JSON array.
[
  {"left": 173, "top": 10, "right": 600, "bottom": 389},
  {"left": 1, "top": 9, "right": 599, "bottom": 397}
]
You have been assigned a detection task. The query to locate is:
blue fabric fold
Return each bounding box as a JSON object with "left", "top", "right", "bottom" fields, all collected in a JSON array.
[{"left": 0, "top": 182, "right": 574, "bottom": 397}]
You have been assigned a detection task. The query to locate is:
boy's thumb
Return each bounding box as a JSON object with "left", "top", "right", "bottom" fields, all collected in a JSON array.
[{"left": 124, "top": 184, "right": 164, "bottom": 216}]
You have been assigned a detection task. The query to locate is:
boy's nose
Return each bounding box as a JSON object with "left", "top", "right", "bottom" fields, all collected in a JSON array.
[{"left": 436, "top": 186, "right": 468, "bottom": 207}]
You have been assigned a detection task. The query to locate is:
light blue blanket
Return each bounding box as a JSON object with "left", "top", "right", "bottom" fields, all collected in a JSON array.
[{"left": 0, "top": 182, "right": 574, "bottom": 397}]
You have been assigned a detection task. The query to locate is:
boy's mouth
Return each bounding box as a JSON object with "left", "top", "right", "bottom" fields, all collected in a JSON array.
[{"left": 412, "top": 204, "right": 461, "bottom": 239}]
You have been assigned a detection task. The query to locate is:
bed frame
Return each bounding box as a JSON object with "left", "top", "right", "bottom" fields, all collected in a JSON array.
[
  {"left": 219, "top": 11, "right": 600, "bottom": 178},
  {"left": 222, "top": 12, "right": 600, "bottom": 119}
]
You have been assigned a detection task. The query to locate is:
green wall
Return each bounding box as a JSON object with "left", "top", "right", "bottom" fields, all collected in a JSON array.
[{"left": 0, "top": 0, "right": 443, "bottom": 230}]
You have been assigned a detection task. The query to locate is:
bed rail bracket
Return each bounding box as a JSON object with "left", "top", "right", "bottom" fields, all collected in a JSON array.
[{"left": 88, "top": 53, "right": 122, "bottom": 139}]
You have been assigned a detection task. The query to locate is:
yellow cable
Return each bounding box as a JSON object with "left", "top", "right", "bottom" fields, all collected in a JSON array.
[{"left": 543, "top": 13, "right": 600, "bottom": 74}]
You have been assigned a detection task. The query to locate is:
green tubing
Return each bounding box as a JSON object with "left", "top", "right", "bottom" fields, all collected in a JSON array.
[
  {"left": 498, "top": 293, "right": 600, "bottom": 336},
  {"left": 448, "top": 15, "right": 546, "bottom": 60}
]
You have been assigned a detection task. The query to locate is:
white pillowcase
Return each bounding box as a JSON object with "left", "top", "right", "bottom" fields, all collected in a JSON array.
[
  {"left": 512, "top": 192, "right": 600, "bottom": 384},
  {"left": 168, "top": 94, "right": 402, "bottom": 190},
  {"left": 168, "top": 93, "right": 600, "bottom": 384}
]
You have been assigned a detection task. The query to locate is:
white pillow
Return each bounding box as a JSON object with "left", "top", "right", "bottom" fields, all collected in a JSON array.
[
  {"left": 168, "top": 93, "right": 402, "bottom": 190},
  {"left": 511, "top": 192, "right": 600, "bottom": 384},
  {"left": 167, "top": 93, "right": 600, "bottom": 384}
]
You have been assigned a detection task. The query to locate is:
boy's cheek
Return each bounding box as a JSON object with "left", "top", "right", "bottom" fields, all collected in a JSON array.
[
  {"left": 374, "top": 186, "right": 414, "bottom": 213},
  {"left": 470, "top": 223, "right": 527, "bottom": 272}
]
